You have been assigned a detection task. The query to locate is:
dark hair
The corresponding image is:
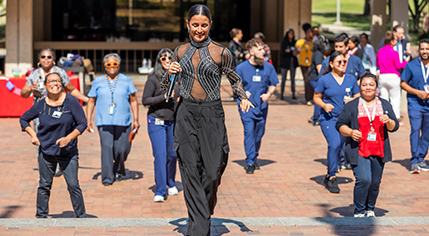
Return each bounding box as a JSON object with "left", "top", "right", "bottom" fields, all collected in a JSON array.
[
  {"left": 313, "top": 35, "right": 326, "bottom": 52},
  {"left": 254, "top": 32, "right": 266, "bottom": 42},
  {"left": 334, "top": 33, "right": 349, "bottom": 46},
  {"left": 44, "top": 72, "right": 63, "bottom": 86},
  {"left": 360, "top": 33, "right": 369, "bottom": 41},
  {"left": 359, "top": 72, "right": 378, "bottom": 88},
  {"left": 349, "top": 35, "right": 360, "bottom": 46},
  {"left": 302, "top": 23, "right": 312, "bottom": 32},
  {"left": 322, "top": 51, "right": 344, "bottom": 75},
  {"left": 419, "top": 38, "right": 429, "bottom": 48},
  {"left": 246, "top": 38, "right": 263, "bottom": 50},
  {"left": 283, "top": 28, "right": 295, "bottom": 42},
  {"left": 151, "top": 48, "right": 174, "bottom": 79},
  {"left": 229, "top": 28, "right": 241, "bottom": 38},
  {"left": 187, "top": 4, "right": 212, "bottom": 22},
  {"left": 392, "top": 25, "right": 403, "bottom": 32},
  {"left": 384, "top": 31, "right": 394, "bottom": 46},
  {"left": 38, "top": 48, "right": 56, "bottom": 60}
]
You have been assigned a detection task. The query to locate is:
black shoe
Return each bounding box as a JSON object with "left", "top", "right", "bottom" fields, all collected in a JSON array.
[
  {"left": 324, "top": 176, "right": 340, "bottom": 193},
  {"left": 308, "top": 116, "right": 314, "bottom": 124},
  {"left": 245, "top": 165, "right": 255, "bottom": 174},
  {"left": 313, "top": 119, "right": 320, "bottom": 126},
  {"left": 102, "top": 182, "right": 113, "bottom": 186},
  {"left": 292, "top": 92, "right": 297, "bottom": 100},
  {"left": 254, "top": 162, "right": 260, "bottom": 170},
  {"left": 344, "top": 164, "right": 352, "bottom": 170},
  {"left": 115, "top": 173, "right": 122, "bottom": 182},
  {"left": 280, "top": 95, "right": 284, "bottom": 100}
]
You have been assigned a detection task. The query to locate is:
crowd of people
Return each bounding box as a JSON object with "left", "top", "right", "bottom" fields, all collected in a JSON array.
[{"left": 17, "top": 3, "right": 429, "bottom": 235}]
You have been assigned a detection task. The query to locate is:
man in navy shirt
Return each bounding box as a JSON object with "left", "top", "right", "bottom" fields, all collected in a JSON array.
[
  {"left": 236, "top": 38, "right": 279, "bottom": 174},
  {"left": 401, "top": 38, "right": 429, "bottom": 174},
  {"left": 319, "top": 33, "right": 366, "bottom": 80}
]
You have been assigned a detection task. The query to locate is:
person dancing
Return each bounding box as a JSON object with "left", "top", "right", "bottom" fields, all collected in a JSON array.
[{"left": 162, "top": 4, "right": 253, "bottom": 235}]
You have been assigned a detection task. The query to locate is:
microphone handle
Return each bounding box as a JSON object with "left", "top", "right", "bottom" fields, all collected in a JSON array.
[{"left": 165, "top": 74, "right": 177, "bottom": 103}]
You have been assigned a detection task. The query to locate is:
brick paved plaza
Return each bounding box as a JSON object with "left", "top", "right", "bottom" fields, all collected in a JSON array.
[{"left": 1, "top": 80, "right": 429, "bottom": 235}]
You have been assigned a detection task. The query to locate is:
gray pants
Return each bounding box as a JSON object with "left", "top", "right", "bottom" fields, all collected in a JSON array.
[{"left": 97, "top": 125, "right": 132, "bottom": 184}]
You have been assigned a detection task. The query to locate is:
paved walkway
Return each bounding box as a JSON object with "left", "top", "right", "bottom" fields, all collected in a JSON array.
[{"left": 1, "top": 80, "right": 429, "bottom": 235}]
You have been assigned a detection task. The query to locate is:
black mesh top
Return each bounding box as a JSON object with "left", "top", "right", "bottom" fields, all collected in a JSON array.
[{"left": 161, "top": 37, "right": 247, "bottom": 101}]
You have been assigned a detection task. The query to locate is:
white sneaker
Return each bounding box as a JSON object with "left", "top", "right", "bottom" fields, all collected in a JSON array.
[
  {"left": 366, "top": 210, "right": 375, "bottom": 217},
  {"left": 354, "top": 213, "right": 365, "bottom": 217},
  {"left": 168, "top": 186, "right": 178, "bottom": 195},
  {"left": 153, "top": 195, "right": 164, "bottom": 202}
]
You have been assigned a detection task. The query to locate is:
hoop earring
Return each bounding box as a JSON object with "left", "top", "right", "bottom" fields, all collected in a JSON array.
[
  {"left": 53, "top": 61, "right": 56, "bottom": 66},
  {"left": 37, "top": 62, "right": 41, "bottom": 67}
]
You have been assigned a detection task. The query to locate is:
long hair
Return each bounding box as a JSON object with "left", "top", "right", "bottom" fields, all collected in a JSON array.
[
  {"left": 187, "top": 4, "right": 212, "bottom": 22},
  {"left": 312, "top": 35, "right": 326, "bottom": 52},
  {"left": 150, "top": 48, "right": 174, "bottom": 80}
]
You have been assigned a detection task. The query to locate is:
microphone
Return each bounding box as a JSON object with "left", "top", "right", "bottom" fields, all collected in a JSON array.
[{"left": 166, "top": 73, "right": 178, "bottom": 103}]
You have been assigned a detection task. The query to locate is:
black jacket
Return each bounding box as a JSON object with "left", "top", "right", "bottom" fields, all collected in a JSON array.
[{"left": 335, "top": 97, "right": 399, "bottom": 165}]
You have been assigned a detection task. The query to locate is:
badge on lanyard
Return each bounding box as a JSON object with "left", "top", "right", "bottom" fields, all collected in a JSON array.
[
  {"left": 108, "top": 105, "right": 114, "bottom": 115},
  {"left": 367, "top": 127, "right": 377, "bottom": 141},
  {"left": 52, "top": 111, "right": 62, "bottom": 119},
  {"left": 305, "top": 57, "right": 309, "bottom": 64},
  {"left": 155, "top": 118, "right": 164, "bottom": 125},
  {"left": 361, "top": 98, "right": 377, "bottom": 141},
  {"left": 344, "top": 87, "right": 351, "bottom": 103},
  {"left": 425, "top": 84, "right": 429, "bottom": 93},
  {"left": 253, "top": 75, "right": 261, "bottom": 82},
  {"left": 421, "top": 60, "right": 429, "bottom": 93}
]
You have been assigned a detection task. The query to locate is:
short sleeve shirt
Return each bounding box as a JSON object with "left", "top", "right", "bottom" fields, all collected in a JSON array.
[
  {"left": 26, "top": 67, "right": 70, "bottom": 103},
  {"left": 310, "top": 51, "right": 325, "bottom": 81},
  {"left": 295, "top": 39, "right": 313, "bottom": 67},
  {"left": 401, "top": 57, "right": 429, "bottom": 108},
  {"left": 315, "top": 73, "right": 360, "bottom": 119},
  {"left": 87, "top": 73, "right": 138, "bottom": 126}
]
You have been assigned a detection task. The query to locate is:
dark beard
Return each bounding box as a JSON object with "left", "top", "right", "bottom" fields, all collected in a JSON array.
[{"left": 254, "top": 57, "right": 265, "bottom": 66}]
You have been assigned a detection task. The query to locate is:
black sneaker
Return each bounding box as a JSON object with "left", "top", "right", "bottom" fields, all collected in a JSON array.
[
  {"left": 313, "top": 119, "right": 320, "bottom": 126},
  {"left": 115, "top": 173, "right": 122, "bottom": 182},
  {"left": 245, "top": 165, "right": 255, "bottom": 174},
  {"left": 308, "top": 116, "right": 314, "bottom": 124},
  {"left": 254, "top": 162, "right": 260, "bottom": 170},
  {"left": 324, "top": 176, "right": 340, "bottom": 193}
]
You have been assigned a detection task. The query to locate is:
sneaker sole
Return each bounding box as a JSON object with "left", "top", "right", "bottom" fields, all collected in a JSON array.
[
  {"left": 410, "top": 169, "right": 420, "bottom": 174},
  {"left": 419, "top": 168, "right": 429, "bottom": 172}
]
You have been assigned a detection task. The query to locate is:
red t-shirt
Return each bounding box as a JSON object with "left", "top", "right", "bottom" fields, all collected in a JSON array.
[{"left": 357, "top": 98, "right": 385, "bottom": 157}]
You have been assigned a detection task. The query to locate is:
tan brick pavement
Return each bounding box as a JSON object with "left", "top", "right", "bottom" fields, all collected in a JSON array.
[{"left": 1, "top": 80, "right": 429, "bottom": 235}]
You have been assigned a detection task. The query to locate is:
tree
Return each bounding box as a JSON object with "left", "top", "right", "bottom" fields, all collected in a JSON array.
[
  {"left": 363, "top": 0, "right": 370, "bottom": 16},
  {"left": 409, "top": 0, "right": 429, "bottom": 33}
]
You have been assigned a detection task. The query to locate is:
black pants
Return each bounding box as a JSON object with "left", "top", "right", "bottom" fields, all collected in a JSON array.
[
  {"left": 300, "top": 65, "right": 313, "bottom": 102},
  {"left": 37, "top": 149, "right": 86, "bottom": 218},
  {"left": 174, "top": 99, "right": 229, "bottom": 236}
]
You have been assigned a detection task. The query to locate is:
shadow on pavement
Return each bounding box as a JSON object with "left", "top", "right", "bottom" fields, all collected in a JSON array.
[
  {"left": 0, "top": 205, "right": 22, "bottom": 218},
  {"left": 50, "top": 211, "right": 97, "bottom": 218},
  {"left": 314, "top": 158, "right": 328, "bottom": 166},
  {"left": 92, "top": 169, "right": 143, "bottom": 181},
  {"left": 169, "top": 218, "right": 253, "bottom": 236},
  {"left": 310, "top": 175, "right": 354, "bottom": 187},
  {"left": 329, "top": 204, "right": 388, "bottom": 217},
  {"left": 231, "top": 158, "right": 276, "bottom": 169},
  {"left": 392, "top": 158, "right": 411, "bottom": 171}
]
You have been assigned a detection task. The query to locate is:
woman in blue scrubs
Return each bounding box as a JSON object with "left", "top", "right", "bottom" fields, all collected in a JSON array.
[{"left": 314, "top": 51, "right": 360, "bottom": 193}]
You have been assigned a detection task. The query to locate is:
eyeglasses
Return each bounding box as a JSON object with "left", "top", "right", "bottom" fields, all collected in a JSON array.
[
  {"left": 46, "top": 80, "right": 61, "bottom": 85},
  {"left": 105, "top": 62, "right": 119, "bottom": 68},
  {"left": 160, "top": 56, "right": 172, "bottom": 62},
  {"left": 41, "top": 55, "right": 52, "bottom": 59},
  {"left": 335, "top": 60, "right": 347, "bottom": 65}
]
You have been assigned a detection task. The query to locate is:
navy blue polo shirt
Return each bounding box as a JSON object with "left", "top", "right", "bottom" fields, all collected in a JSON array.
[{"left": 401, "top": 57, "right": 429, "bottom": 109}]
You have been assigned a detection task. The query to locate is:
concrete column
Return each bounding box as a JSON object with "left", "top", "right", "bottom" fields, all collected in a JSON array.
[
  {"left": 370, "top": 0, "right": 386, "bottom": 52},
  {"left": 5, "top": 0, "right": 33, "bottom": 77},
  {"left": 390, "top": 0, "right": 409, "bottom": 38},
  {"left": 282, "top": 0, "right": 311, "bottom": 40}
]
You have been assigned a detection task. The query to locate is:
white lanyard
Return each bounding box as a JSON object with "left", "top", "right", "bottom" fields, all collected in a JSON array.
[
  {"left": 421, "top": 59, "right": 429, "bottom": 85},
  {"left": 361, "top": 97, "right": 377, "bottom": 127},
  {"left": 39, "top": 67, "right": 55, "bottom": 81}
]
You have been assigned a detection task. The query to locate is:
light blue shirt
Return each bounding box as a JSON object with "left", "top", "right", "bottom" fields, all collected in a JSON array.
[{"left": 88, "top": 73, "right": 137, "bottom": 126}]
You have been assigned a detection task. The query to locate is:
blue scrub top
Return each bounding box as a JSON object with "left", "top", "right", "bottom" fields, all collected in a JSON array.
[
  {"left": 235, "top": 60, "right": 279, "bottom": 117},
  {"left": 401, "top": 57, "right": 429, "bottom": 109},
  {"left": 318, "top": 54, "right": 366, "bottom": 80},
  {"left": 315, "top": 73, "right": 360, "bottom": 119},
  {"left": 88, "top": 73, "right": 138, "bottom": 126}
]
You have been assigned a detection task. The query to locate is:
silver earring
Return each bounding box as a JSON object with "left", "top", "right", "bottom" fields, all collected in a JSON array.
[{"left": 37, "top": 62, "right": 41, "bottom": 67}]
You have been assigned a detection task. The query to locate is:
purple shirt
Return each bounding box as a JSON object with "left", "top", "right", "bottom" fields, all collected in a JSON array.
[{"left": 377, "top": 45, "right": 407, "bottom": 76}]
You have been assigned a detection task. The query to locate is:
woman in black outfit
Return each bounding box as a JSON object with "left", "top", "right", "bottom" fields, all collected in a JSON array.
[
  {"left": 163, "top": 4, "right": 253, "bottom": 235},
  {"left": 280, "top": 28, "right": 299, "bottom": 99}
]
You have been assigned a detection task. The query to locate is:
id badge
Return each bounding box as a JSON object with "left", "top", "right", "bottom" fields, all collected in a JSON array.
[
  {"left": 109, "top": 105, "right": 114, "bottom": 115},
  {"left": 305, "top": 58, "right": 309, "bottom": 64},
  {"left": 155, "top": 118, "right": 164, "bottom": 125},
  {"left": 252, "top": 75, "right": 261, "bottom": 82},
  {"left": 367, "top": 131, "right": 377, "bottom": 141},
  {"left": 424, "top": 84, "right": 429, "bottom": 93},
  {"left": 344, "top": 95, "right": 350, "bottom": 103},
  {"left": 52, "top": 111, "right": 62, "bottom": 119}
]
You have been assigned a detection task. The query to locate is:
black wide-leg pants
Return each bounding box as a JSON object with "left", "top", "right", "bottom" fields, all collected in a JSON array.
[{"left": 174, "top": 98, "right": 229, "bottom": 236}]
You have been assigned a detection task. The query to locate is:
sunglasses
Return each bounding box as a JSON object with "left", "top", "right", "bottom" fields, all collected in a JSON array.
[
  {"left": 335, "top": 60, "right": 347, "bottom": 65},
  {"left": 160, "top": 56, "right": 172, "bottom": 62},
  {"left": 46, "top": 80, "right": 61, "bottom": 85},
  {"left": 105, "top": 62, "right": 119, "bottom": 68},
  {"left": 41, "top": 55, "right": 52, "bottom": 59}
]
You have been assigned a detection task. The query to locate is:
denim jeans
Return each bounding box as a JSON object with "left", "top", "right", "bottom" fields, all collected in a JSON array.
[{"left": 36, "top": 149, "right": 86, "bottom": 218}]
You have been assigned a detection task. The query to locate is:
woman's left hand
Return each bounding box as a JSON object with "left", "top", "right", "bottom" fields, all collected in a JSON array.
[
  {"left": 56, "top": 137, "right": 71, "bottom": 148},
  {"left": 379, "top": 114, "right": 391, "bottom": 124},
  {"left": 132, "top": 120, "right": 140, "bottom": 133},
  {"left": 240, "top": 99, "right": 255, "bottom": 113}
]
